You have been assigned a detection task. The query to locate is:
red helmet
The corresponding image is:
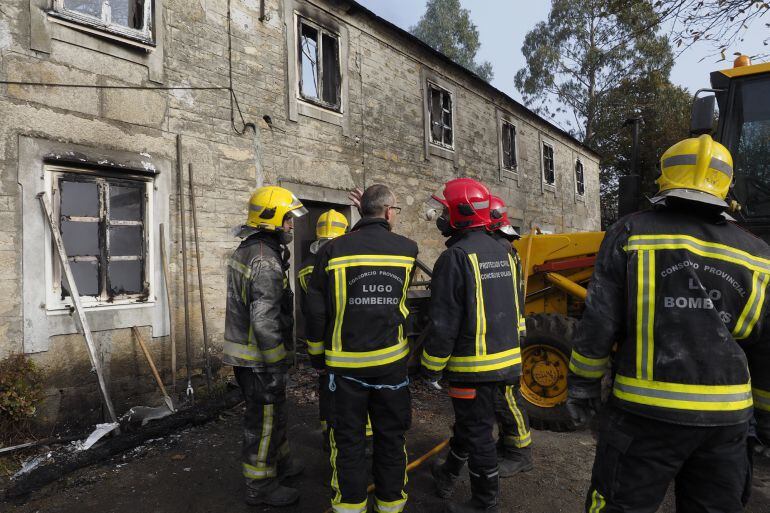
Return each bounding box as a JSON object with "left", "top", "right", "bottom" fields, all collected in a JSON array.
[
  {"left": 489, "top": 195, "right": 519, "bottom": 238},
  {"left": 432, "top": 178, "right": 491, "bottom": 230}
]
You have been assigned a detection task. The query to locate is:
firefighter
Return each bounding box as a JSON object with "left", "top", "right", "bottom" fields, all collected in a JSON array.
[
  {"left": 224, "top": 185, "right": 307, "bottom": 507},
  {"left": 488, "top": 196, "right": 533, "bottom": 476},
  {"left": 567, "top": 134, "right": 770, "bottom": 512},
  {"left": 306, "top": 184, "right": 419, "bottom": 513},
  {"left": 422, "top": 178, "right": 523, "bottom": 513},
  {"left": 296, "top": 210, "right": 373, "bottom": 450}
]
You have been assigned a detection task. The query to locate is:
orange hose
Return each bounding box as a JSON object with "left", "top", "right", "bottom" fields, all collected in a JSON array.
[{"left": 322, "top": 438, "right": 451, "bottom": 513}]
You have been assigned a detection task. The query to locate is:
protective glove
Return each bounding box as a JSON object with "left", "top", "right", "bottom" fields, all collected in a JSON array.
[
  {"left": 566, "top": 396, "right": 602, "bottom": 430},
  {"left": 256, "top": 371, "right": 287, "bottom": 403}
]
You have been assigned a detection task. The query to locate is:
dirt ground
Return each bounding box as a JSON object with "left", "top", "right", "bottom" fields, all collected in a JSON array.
[{"left": 3, "top": 370, "right": 770, "bottom": 513}]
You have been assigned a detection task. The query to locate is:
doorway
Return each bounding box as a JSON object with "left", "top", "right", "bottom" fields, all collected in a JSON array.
[{"left": 292, "top": 199, "right": 352, "bottom": 345}]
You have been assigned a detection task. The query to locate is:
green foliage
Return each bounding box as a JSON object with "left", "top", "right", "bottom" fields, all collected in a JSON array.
[
  {"left": 0, "top": 354, "right": 44, "bottom": 440},
  {"left": 515, "top": 0, "right": 673, "bottom": 146},
  {"left": 410, "top": 0, "right": 494, "bottom": 82},
  {"left": 593, "top": 72, "right": 692, "bottom": 226}
]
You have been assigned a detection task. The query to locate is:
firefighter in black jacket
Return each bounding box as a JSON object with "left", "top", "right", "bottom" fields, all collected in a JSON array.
[
  {"left": 224, "top": 186, "right": 307, "bottom": 507},
  {"left": 306, "top": 184, "right": 419, "bottom": 513},
  {"left": 297, "top": 209, "right": 349, "bottom": 447},
  {"left": 568, "top": 134, "right": 770, "bottom": 512},
  {"left": 422, "top": 178, "right": 523, "bottom": 513},
  {"left": 488, "top": 196, "right": 532, "bottom": 476}
]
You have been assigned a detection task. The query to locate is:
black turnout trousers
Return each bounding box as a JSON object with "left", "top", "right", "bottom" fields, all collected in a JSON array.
[
  {"left": 234, "top": 367, "right": 289, "bottom": 483},
  {"left": 327, "top": 371, "right": 411, "bottom": 511},
  {"left": 586, "top": 407, "right": 751, "bottom": 513},
  {"left": 449, "top": 382, "right": 499, "bottom": 474}
]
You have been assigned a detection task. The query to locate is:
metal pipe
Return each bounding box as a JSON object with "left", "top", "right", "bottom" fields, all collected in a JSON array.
[
  {"left": 188, "top": 163, "right": 213, "bottom": 392},
  {"left": 176, "top": 135, "right": 194, "bottom": 400},
  {"left": 160, "top": 223, "right": 176, "bottom": 392},
  {"left": 544, "top": 272, "right": 588, "bottom": 301}
]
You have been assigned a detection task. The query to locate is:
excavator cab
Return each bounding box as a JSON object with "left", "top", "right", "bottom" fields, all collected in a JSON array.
[{"left": 693, "top": 58, "right": 770, "bottom": 239}]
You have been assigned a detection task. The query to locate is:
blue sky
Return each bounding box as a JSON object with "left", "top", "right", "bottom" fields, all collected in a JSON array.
[{"left": 357, "top": 0, "right": 767, "bottom": 117}]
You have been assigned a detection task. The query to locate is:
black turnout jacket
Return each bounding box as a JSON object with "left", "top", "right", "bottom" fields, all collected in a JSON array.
[
  {"left": 422, "top": 230, "right": 523, "bottom": 383},
  {"left": 570, "top": 204, "right": 770, "bottom": 426}
]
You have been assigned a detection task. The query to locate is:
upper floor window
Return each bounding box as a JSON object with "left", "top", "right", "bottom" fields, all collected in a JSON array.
[
  {"left": 52, "top": 0, "right": 154, "bottom": 43},
  {"left": 298, "top": 17, "right": 341, "bottom": 111},
  {"left": 501, "top": 121, "right": 517, "bottom": 170},
  {"left": 49, "top": 168, "right": 151, "bottom": 308},
  {"left": 575, "top": 159, "right": 585, "bottom": 196},
  {"left": 542, "top": 142, "right": 555, "bottom": 186},
  {"left": 428, "top": 82, "right": 454, "bottom": 149}
]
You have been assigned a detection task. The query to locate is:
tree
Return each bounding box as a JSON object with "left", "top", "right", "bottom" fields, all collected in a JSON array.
[
  {"left": 410, "top": 0, "right": 494, "bottom": 82},
  {"left": 515, "top": 0, "right": 673, "bottom": 147},
  {"left": 593, "top": 72, "right": 692, "bottom": 226},
  {"left": 645, "top": 1, "right": 769, "bottom": 60}
]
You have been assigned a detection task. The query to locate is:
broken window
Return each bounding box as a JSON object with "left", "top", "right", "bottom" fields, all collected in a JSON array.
[
  {"left": 53, "top": 0, "right": 153, "bottom": 43},
  {"left": 55, "top": 173, "right": 148, "bottom": 303},
  {"left": 502, "top": 121, "right": 517, "bottom": 170},
  {"left": 542, "top": 143, "right": 555, "bottom": 186},
  {"left": 429, "top": 82, "right": 453, "bottom": 149},
  {"left": 575, "top": 159, "right": 585, "bottom": 196},
  {"left": 298, "top": 18, "right": 341, "bottom": 111}
]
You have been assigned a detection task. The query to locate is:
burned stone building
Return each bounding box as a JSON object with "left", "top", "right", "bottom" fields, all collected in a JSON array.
[{"left": 0, "top": 0, "right": 600, "bottom": 427}]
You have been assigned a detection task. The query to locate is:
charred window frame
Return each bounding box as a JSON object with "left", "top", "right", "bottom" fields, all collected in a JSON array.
[
  {"left": 502, "top": 120, "right": 517, "bottom": 170},
  {"left": 428, "top": 82, "right": 454, "bottom": 149},
  {"left": 575, "top": 158, "right": 585, "bottom": 196},
  {"left": 50, "top": 0, "right": 154, "bottom": 45},
  {"left": 297, "top": 16, "right": 341, "bottom": 112},
  {"left": 50, "top": 168, "right": 151, "bottom": 307},
  {"left": 542, "top": 141, "right": 555, "bottom": 187}
]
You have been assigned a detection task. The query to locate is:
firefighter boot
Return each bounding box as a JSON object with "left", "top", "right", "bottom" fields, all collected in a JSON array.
[
  {"left": 245, "top": 479, "right": 300, "bottom": 507},
  {"left": 432, "top": 450, "right": 467, "bottom": 498},
  {"left": 446, "top": 469, "right": 500, "bottom": 513},
  {"left": 497, "top": 445, "right": 533, "bottom": 477}
]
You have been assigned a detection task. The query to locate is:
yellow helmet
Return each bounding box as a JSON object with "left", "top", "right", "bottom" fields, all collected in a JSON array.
[
  {"left": 246, "top": 186, "right": 308, "bottom": 231},
  {"left": 654, "top": 134, "right": 733, "bottom": 207},
  {"left": 316, "top": 209, "right": 348, "bottom": 239}
]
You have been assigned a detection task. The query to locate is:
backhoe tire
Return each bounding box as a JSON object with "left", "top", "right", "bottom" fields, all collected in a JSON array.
[{"left": 519, "top": 313, "right": 578, "bottom": 432}]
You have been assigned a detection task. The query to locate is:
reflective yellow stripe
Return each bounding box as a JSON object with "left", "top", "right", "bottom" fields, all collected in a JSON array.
[
  {"left": 505, "top": 385, "right": 531, "bottom": 448},
  {"left": 243, "top": 462, "right": 277, "bottom": 479},
  {"left": 223, "top": 341, "right": 286, "bottom": 363},
  {"left": 298, "top": 265, "right": 313, "bottom": 293},
  {"left": 753, "top": 388, "right": 770, "bottom": 412},
  {"left": 326, "top": 254, "right": 415, "bottom": 271},
  {"left": 625, "top": 234, "right": 770, "bottom": 274},
  {"left": 257, "top": 404, "right": 273, "bottom": 462},
  {"left": 229, "top": 258, "right": 252, "bottom": 278},
  {"left": 374, "top": 496, "right": 407, "bottom": 513},
  {"left": 569, "top": 350, "right": 609, "bottom": 379},
  {"left": 332, "top": 268, "right": 346, "bottom": 352},
  {"left": 508, "top": 254, "right": 523, "bottom": 338},
  {"left": 366, "top": 415, "right": 373, "bottom": 437},
  {"left": 421, "top": 351, "right": 450, "bottom": 371},
  {"left": 589, "top": 489, "right": 606, "bottom": 513},
  {"left": 468, "top": 253, "right": 487, "bottom": 356},
  {"left": 733, "top": 271, "right": 769, "bottom": 339},
  {"left": 447, "top": 347, "right": 521, "bottom": 373},
  {"left": 332, "top": 502, "right": 367, "bottom": 513},
  {"left": 307, "top": 340, "right": 325, "bottom": 356},
  {"left": 635, "top": 250, "right": 655, "bottom": 380},
  {"left": 329, "top": 428, "right": 342, "bottom": 505},
  {"left": 326, "top": 339, "right": 409, "bottom": 369},
  {"left": 613, "top": 374, "right": 753, "bottom": 411},
  {"left": 398, "top": 265, "right": 411, "bottom": 319}
]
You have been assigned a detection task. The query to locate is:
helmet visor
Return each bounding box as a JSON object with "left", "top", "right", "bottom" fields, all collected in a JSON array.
[
  {"left": 500, "top": 224, "right": 519, "bottom": 238},
  {"left": 424, "top": 196, "right": 446, "bottom": 221}
]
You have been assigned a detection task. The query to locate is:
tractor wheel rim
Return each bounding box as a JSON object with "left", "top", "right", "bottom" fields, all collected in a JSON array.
[{"left": 520, "top": 344, "right": 569, "bottom": 408}]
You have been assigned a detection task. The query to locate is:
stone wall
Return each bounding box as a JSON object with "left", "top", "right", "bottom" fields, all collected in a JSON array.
[{"left": 0, "top": 0, "right": 600, "bottom": 429}]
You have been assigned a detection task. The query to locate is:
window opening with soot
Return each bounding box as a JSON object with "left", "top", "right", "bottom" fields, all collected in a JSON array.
[
  {"left": 54, "top": 172, "right": 149, "bottom": 305},
  {"left": 429, "top": 82, "right": 453, "bottom": 149},
  {"left": 298, "top": 17, "right": 341, "bottom": 111}
]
